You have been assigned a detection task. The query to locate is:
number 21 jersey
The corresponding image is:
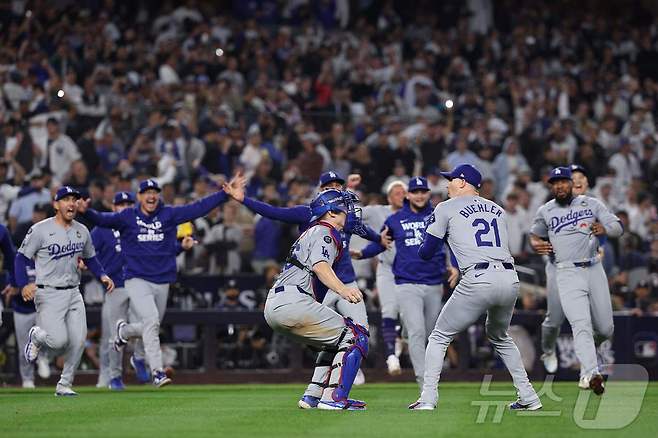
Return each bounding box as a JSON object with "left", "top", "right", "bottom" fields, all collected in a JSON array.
[{"left": 426, "top": 195, "right": 514, "bottom": 269}]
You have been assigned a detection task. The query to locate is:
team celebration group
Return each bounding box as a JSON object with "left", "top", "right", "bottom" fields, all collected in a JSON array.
[{"left": 0, "top": 159, "right": 621, "bottom": 411}]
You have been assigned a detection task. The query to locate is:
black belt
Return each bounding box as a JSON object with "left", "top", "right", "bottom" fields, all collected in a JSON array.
[
  {"left": 274, "top": 285, "right": 314, "bottom": 298},
  {"left": 37, "top": 284, "right": 78, "bottom": 290},
  {"left": 573, "top": 261, "right": 594, "bottom": 268},
  {"left": 473, "top": 262, "right": 514, "bottom": 270}
]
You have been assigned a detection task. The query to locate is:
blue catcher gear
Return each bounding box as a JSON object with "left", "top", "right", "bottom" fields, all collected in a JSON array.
[
  {"left": 309, "top": 189, "right": 364, "bottom": 235},
  {"left": 326, "top": 318, "right": 369, "bottom": 403}
]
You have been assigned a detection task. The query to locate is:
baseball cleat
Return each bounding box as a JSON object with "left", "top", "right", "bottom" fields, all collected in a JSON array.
[
  {"left": 317, "top": 399, "right": 366, "bottom": 411},
  {"left": 386, "top": 354, "right": 402, "bottom": 376},
  {"left": 153, "top": 370, "right": 172, "bottom": 388},
  {"left": 578, "top": 375, "right": 591, "bottom": 390},
  {"left": 130, "top": 356, "right": 150, "bottom": 384},
  {"left": 109, "top": 377, "right": 125, "bottom": 391},
  {"left": 22, "top": 380, "right": 36, "bottom": 389},
  {"left": 509, "top": 399, "right": 543, "bottom": 411},
  {"left": 541, "top": 352, "right": 558, "bottom": 374},
  {"left": 408, "top": 401, "right": 436, "bottom": 410},
  {"left": 55, "top": 385, "right": 78, "bottom": 397},
  {"left": 24, "top": 327, "right": 41, "bottom": 364},
  {"left": 298, "top": 395, "right": 320, "bottom": 409},
  {"left": 113, "top": 320, "right": 128, "bottom": 352},
  {"left": 589, "top": 373, "right": 605, "bottom": 395}
]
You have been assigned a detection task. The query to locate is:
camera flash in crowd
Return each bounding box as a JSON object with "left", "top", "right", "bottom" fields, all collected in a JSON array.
[
  {"left": 215, "top": 48, "right": 224, "bottom": 57},
  {"left": 445, "top": 99, "right": 454, "bottom": 109},
  {"left": 57, "top": 89, "right": 65, "bottom": 98},
  {"left": 26, "top": 10, "right": 32, "bottom": 18}
]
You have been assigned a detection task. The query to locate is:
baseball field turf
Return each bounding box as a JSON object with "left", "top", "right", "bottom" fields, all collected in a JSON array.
[{"left": 1, "top": 382, "right": 656, "bottom": 437}]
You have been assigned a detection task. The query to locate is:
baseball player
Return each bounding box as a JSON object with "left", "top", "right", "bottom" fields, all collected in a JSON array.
[
  {"left": 91, "top": 191, "right": 137, "bottom": 390},
  {"left": 16, "top": 186, "right": 114, "bottom": 396},
  {"left": 264, "top": 189, "right": 369, "bottom": 410},
  {"left": 530, "top": 166, "right": 622, "bottom": 395},
  {"left": 354, "top": 177, "right": 456, "bottom": 388},
  {"left": 540, "top": 164, "right": 599, "bottom": 382},
  {"left": 223, "top": 171, "right": 389, "bottom": 408},
  {"left": 79, "top": 178, "right": 237, "bottom": 387},
  {"left": 409, "top": 164, "right": 541, "bottom": 410},
  {"left": 92, "top": 191, "right": 197, "bottom": 390},
  {"left": 360, "top": 180, "right": 407, "bottom": 375}
]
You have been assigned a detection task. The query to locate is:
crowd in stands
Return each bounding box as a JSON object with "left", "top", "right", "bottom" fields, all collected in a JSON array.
[{"left": 0, "top": 0, "right": 656, "bottom": 325}]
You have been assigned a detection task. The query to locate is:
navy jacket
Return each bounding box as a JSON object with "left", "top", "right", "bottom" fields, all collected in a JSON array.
[
  {"left": 362, "top": 200, "right": 445, "bottom": 285},
  {"left": 83, "top": 191, "right": 228, "bottom": 284},
  {"left": 91, "top": 227, "right": 126, "bottom": 288}
]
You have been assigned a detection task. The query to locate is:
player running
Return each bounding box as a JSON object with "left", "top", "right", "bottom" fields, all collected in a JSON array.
[
  {"left": 264, "top": 189, "right": 369, "bottom": 410},
  {"left": 540, "top": 164, "right": 598, "bottom": 382},
  {"left": 79, "top": 177, "right": 241, "bottom": 387},
  {"left": 409, "top": 164, "right": 541, "bottom": 410},
  {"left": 17, "top": 186, "right": 115, "bottom": 396},
  {"left": 223, "top": 171, "right": 389, "bottom": 408},
  {"left": 530, "top": 166, "right": 622, "bottom": 395}
]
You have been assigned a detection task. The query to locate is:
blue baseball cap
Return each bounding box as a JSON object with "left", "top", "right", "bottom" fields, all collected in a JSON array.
[
  {"left": 113, "top": 191, "right": 135, "bottom": 205},
  {"left": 408, "top": 176, "right": 430, "bottom": 192},
  {"left": 54, "top": 186, "right": 81, "bottom": 201},
  {"left": 440, "top": 164, "right": 482, "bottom": 189},
  {"left": 570, "top": 164, "right": 588, "bottom": 178},
  {"left": 548, "top": 166, "right": 572, "bottom": 183},
  {"left": 138, "top": 179, "right": 161, "bottom": 193},
  {"left": 318, "top": 171, "right": 345, "bottom": 187}
]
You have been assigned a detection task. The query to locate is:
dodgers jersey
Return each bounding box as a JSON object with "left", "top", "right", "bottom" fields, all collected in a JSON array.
[
  {"left": 530, "top": 195, "right": 622, "bottom": 263},
  {"left": 362, "top": 204, "right": 396, "bottom": 266},
  {"left": 273, "top": 221, "right": 343, "bottom": 296},
  {"left": 18, "top": 217, "right": 96, "bottom": 287},
  {"left": 426, "top": 195, "right": 514, "bottom": 269}
]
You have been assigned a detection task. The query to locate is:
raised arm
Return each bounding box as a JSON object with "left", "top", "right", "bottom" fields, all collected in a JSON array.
[
  {"left": 79, "top": 199, "right": 126, "bottom": 229},
  {"left": 243, "top": 197, "right": 312, "bottom": 224},
  {"left": 170, "top": 190, "right": 229, "bottom": 225}
]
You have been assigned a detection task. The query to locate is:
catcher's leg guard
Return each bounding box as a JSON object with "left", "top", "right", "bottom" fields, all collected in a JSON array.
[
  {"left": 304, "top": 351, "right": 335, "bottom": 398},
  {"left": 326, "top": 318, "right": 369, "bottom": 402}
]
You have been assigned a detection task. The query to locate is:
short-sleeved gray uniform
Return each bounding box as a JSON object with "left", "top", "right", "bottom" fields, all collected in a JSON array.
[
  {"left": 419, "top": 195, "right": 539, "bottom": 406},
  {"left": 18, "top": 217, "right": 96, "bottom": 388},
  {"left": 531, "top": 195, "right": 622, "bottom": 377},
  {"left": 362, "top": 205, "right": 398, "bottom": 319},
  {"left": 264, "top": 224, "right": 349, "bottom": 347}
]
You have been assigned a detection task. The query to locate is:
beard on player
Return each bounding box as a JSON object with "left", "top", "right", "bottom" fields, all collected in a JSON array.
[{"left": 551, "top": 179, "right": 573, "bottom": 206}]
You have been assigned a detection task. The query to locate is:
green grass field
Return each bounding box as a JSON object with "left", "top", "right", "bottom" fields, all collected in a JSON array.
[{"left": 1, "top": 382, "right": 656, "bottom": 438}]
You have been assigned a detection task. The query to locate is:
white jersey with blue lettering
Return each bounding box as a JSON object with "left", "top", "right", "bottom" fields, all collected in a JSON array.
[
  {"left": 18, "top": 217, "right": 95, "bottom": 287},
  {"left": 426, "top": 195, "right": 513, "bottom": 269},
  {"left": 530, "top": 195, "right": 621, "bottom": 264}
]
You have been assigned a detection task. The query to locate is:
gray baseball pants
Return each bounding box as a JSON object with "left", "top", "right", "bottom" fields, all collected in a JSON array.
[
  {"left": 419, "top": 265, "right": 538, "bottom": 406},
  {"left": 555, "top": 262, "right": 614, "bottom": 377},
  {"left": 32, "top": 286, "right": 87, "bottom": 388},
  {"left": 13, "top": 311, "right": 37, "bottom": 383},
  {"left": 396, "top": 283, "right": 443, "bottom": 387},
  {"left": 119, "top": 278, "right": 169, "bottom": 373}
]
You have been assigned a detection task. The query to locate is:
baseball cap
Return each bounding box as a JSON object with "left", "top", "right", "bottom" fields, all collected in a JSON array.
[
  {"left": 548, "top": 166, "right": 572, "bottom": 183},
  {"left": 570, "top": 164, "right": 588, "bottom": 178},
  {"left": 113, "top": 191, "right": 135, "bottom": 205},
  {"left": 440, "top": 164, "right": 482, "bottom": 189},
  {"left": 318, "top": 171, "right": 345, "bottom": 187},
  {"left": 138, "top": 179, "right": 161, "bottom": 193},
  {"left": 408, "top": 176, "right": 430, "bottom": 192},
  {"left": 54, "top": 186, "right": 82, "bottom": 201}
]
